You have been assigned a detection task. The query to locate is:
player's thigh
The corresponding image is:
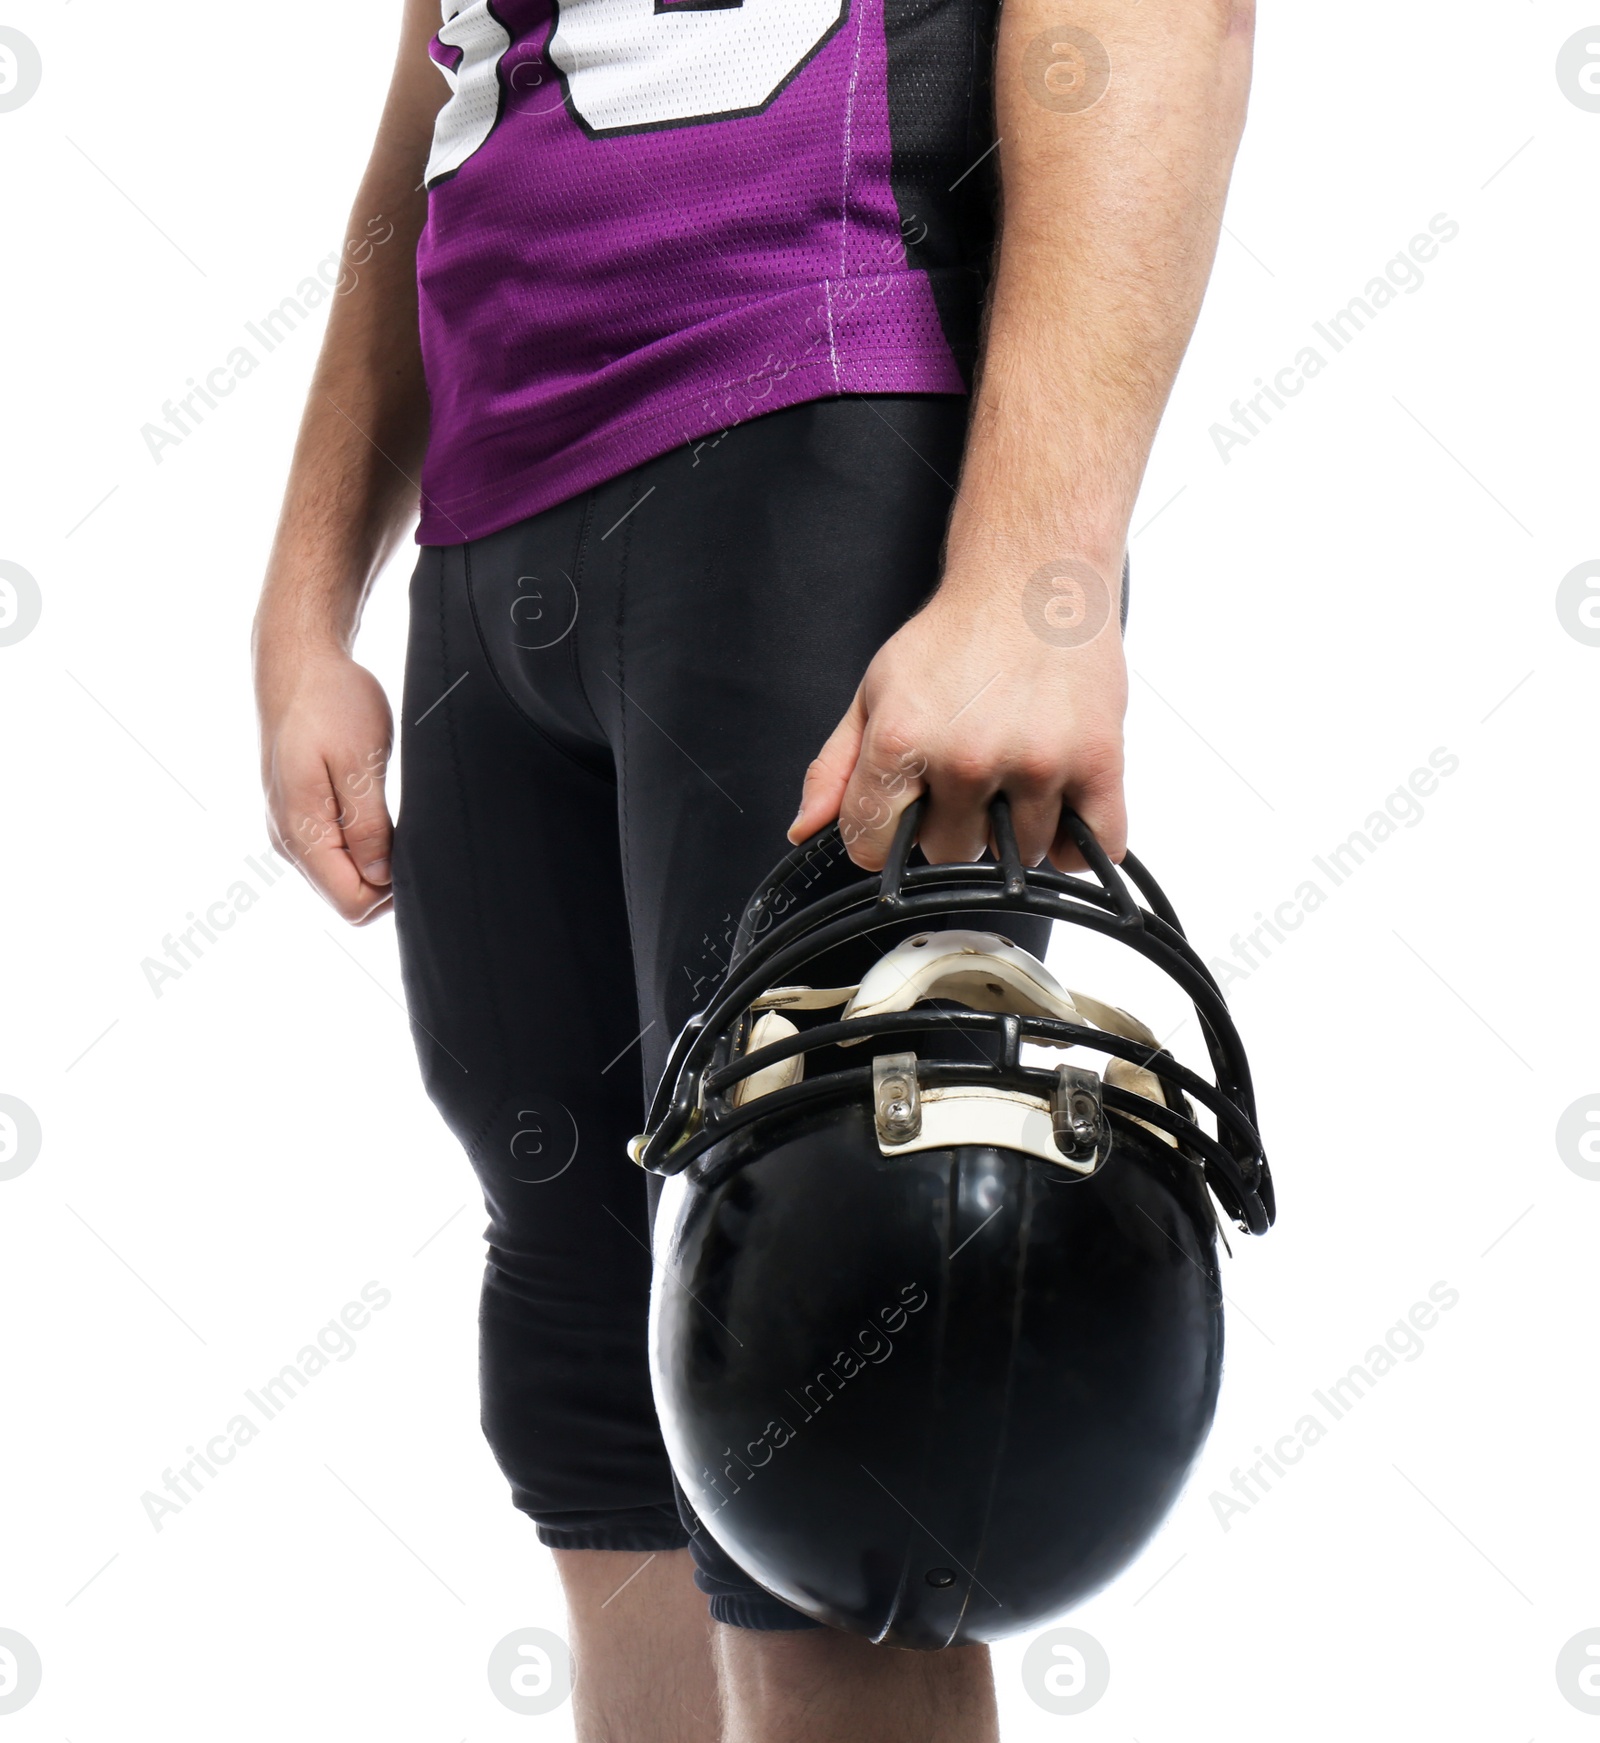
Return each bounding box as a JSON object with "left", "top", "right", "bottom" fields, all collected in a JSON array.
[{"left": 391, "top": 544, "right": 670, "bottom": 1521}]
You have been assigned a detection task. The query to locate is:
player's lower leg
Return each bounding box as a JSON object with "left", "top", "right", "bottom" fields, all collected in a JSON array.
[
  {"left": 554, "top": 1548, "right": 720, "bottom": 1743},
  {"left": 714, "top": 1625, "right": 999, "bottom": 1743}
]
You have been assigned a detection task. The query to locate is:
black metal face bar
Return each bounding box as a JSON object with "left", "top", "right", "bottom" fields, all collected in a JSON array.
[
  {"left": 648, "top": 799, "right": 1274, "bottom": 1233},
  {"left": 1117, "top": 849, "right": 1187, "bottom": 939},
  {"left": 728, "top": 816, "right": 1137, "bottom": 997},
  {"left": 699, "top": 1008, "right": 1262, "bottom": 1158},
  {"left": 729, "top": 825, "right": 858, "bottom": 970},
  {"left": 656, "top": 854, "right": 1199, "bottom": 1134},
  {"left": 1053, "top": 804, "right": 1144, "bottom": 926},
  {"left": 650, "top": 874, "right": 1257, "bottom": 1149},
  {"left": 645, "top": 1005, "right": 1267, "bottom": 1230},
  {"left": 877, "top": 799, "right": 925, "bottom": 907},
  {"left": 856, "top": 866, "right": 1255, "bottom": 1114},
  {"left": 991, "top": 794, "right": 1030, "bottom": 899},
  {"left": 670, "top": 1059, "right": 1267, "bottom": 1235},
  {"left": 730, "top": 795, "right": 1138, "bottom": 976}
]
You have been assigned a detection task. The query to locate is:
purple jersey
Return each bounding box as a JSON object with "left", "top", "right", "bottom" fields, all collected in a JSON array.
[{"left": 415, "top": 0, "right": 1000, "bottom": 544}]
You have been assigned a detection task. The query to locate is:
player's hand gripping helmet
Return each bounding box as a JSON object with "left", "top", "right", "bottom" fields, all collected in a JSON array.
[{"left": 635, "top": 797, "right": 1274, "bottom": 1648}]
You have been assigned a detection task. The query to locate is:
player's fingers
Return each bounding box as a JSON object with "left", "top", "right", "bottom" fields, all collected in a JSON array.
[
  {"left": 836, "top": 724, "right": 929, "bottom": 871},
  {"left": 999, "top": 779, "right": 1064, "bottom": 868},
  {"left": 269, "top": 758, "right": 393, "bottom": 925},
  {"left": 1048, "top": 748, "right": 1128, "bottom": 874},
  {"left": 335, "top": 752, "right": 394, "bottom": 889},
  {"left": 788, "top": 691, "right": 867, "bottom": 844},
  {"left": 914, "top": 755, "right": 994, "bottom": 865}
]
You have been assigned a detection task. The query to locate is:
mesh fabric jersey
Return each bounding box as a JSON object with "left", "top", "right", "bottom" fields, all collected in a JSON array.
[{"left": 416, "top": 0, "right": 1001, "bottom": 545}]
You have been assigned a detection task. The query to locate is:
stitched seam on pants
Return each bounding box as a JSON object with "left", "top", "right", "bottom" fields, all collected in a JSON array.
[
  {"left": 566, "top": 491, "right": 609, "bottom": 745},
  {"left": 436, "top": 547, "right": 512, "bottom": 1159},
  {"left": 614, "top": 480, "right": 639, "bottom": 955}
]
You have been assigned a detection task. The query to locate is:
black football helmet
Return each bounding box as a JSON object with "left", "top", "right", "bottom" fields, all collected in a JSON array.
[{"left": 635, "top": 797, "right": 1274, "bottom": 1648}]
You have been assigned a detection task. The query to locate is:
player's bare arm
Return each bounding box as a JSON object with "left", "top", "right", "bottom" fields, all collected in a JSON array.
[
  {"left": 252, "top": 0, "right": 443, "bottom": 925},
  {"left": 793, "top": 0, "right": 1254, "bottom": 871}
]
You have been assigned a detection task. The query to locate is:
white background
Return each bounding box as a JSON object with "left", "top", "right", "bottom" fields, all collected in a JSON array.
[{"left": 2, "top": 1, "right": 1598, "bottom": 1737}]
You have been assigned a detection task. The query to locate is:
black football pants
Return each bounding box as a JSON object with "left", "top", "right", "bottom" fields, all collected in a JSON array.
[{"left": 390, "top": 395, "right": 1114, "bottom": 1629}]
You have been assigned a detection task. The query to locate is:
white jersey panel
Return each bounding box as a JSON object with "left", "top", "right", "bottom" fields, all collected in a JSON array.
[
  {"left": 426, "top": 1, "right": 515, "bottom": 185},
  {"left": 549, "top": 0, "right": 847, "bottom": 134}
]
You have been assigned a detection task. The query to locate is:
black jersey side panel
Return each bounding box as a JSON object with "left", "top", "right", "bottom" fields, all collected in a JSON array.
[{"left": 882, "top": 0, "right": 1002, "bottom": 386}]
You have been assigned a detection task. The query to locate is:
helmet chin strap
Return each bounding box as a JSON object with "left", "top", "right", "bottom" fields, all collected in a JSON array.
[{"left": 741, "top": 929, "right": 1181, "bottom": 1147}]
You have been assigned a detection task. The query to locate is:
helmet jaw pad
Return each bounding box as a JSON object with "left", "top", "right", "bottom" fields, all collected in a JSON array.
[{"left": 730, "top": 1011, "right": 805, "bottom": 1106}]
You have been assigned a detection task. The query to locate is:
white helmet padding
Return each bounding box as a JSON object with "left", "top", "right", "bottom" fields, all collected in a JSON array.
[
  {"left": 745, "top": 930, "right": 1179, "bottom": 1151},
  {"left": 730, "top": 1011, "right": 805, "bottom": 1106}
]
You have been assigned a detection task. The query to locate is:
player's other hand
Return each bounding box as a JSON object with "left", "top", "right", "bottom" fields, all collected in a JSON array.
[
  {"left": 256, "top": 643, "right": 395, "bottom": 924},
  {"left": 789, "top": 564, "right": 1128, "bottom": 872}
]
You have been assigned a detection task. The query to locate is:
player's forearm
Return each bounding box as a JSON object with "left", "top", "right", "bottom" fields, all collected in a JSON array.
[
  {"left": 254, "top": 182, "right": 430, "bottom": 663},
  {"left": 254, "top": 0, "right": 443, "bottom": 670},
  {"left": 942, "top": 0, "right": 1253, "bottom": 600}
]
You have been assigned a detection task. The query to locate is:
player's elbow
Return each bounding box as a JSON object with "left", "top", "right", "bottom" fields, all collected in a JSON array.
[
  {"left": 1221, "top": 0, "right": 1255, "bottom": 44},
  {"left": 1194, "top": 0, "right": 1254, "bottom": 47},
  {"left": 1206, "top": 0, "right": 1255, "bottom": 114}
]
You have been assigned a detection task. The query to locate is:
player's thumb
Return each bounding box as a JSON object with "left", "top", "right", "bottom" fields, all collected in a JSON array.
[
  {"left": 788, "top": 692, "right": 866, "bottom": 843},
  {"left": 336, "top": 754, "right": 395, "bottom": 887}
]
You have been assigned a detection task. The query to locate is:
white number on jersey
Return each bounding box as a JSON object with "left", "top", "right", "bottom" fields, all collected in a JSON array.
[
  {"left": 426, "top": 1, "right": 515, "bottom": 185},
  {"left": 550, "top": 0, "right": 847, "bottom": 135},
  {"left": 425, "top": 0, "right": 846, "bottom": 181}
]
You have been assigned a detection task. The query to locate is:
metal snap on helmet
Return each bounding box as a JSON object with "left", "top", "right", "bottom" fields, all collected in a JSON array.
[{"left": 635, "top": 797, "right": 1275, "bottom": 1648}]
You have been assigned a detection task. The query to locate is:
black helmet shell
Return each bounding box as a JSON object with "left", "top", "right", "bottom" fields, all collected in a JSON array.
[
  {"left": 651, "top": 1097, "right": 1223, "bottom": 1647},
  {"left": 639, "top": 797, "right": 1273, "bottom": 1646}
]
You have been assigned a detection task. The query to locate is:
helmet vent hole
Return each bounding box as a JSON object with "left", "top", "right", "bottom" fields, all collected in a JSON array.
[
  {"left": 910, "top": 935, "right": 929, "bottom": 946},
  {"left": 985, "top": 982, "right": 1004, "bottom": 996},
  {"left": 925, "top": 1567, "right": 957, "bottom": 1588}
]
